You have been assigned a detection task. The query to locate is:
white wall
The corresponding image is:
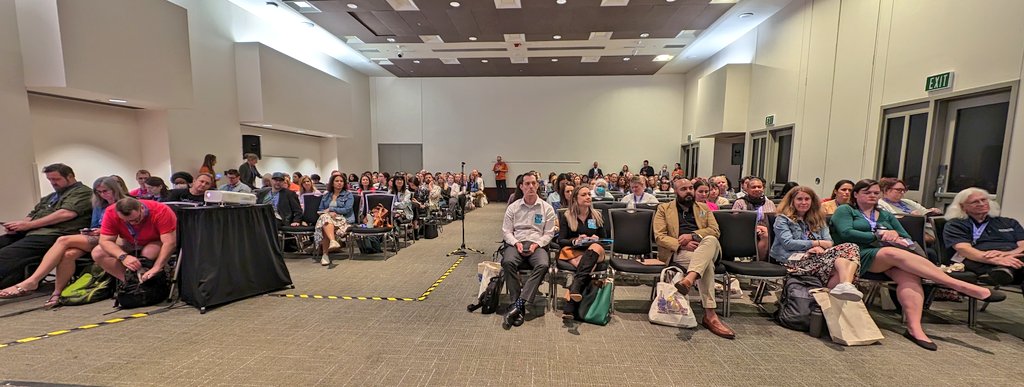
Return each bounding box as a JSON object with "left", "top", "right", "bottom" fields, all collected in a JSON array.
[
  {"left": 371, "top": 75, "right": 686, "bottom": 182},
  {"left": 29, "top": 94, "right": 143, "bottom": 194},
  {"left": 239, "top": 126, "right": 323, "bottom": 178},
  {"left": 0, "top": 0, "right": 37, "bottom": 220}
]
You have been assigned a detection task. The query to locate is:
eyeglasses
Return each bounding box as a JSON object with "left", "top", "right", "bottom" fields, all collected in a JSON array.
[{"left": 891, "top": 188, "right": 907, "bottom": 193}]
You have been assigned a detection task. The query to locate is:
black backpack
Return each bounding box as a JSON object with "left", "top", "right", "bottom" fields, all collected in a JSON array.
[
  {"left": 115, "top": 260, "right": 170, "bottom": 309},
  {"left": 775, "top": 274, "right": 823, "bottom": 332},
  {"left": 467, "top": 270, "right": 504, "bottom": 314}
]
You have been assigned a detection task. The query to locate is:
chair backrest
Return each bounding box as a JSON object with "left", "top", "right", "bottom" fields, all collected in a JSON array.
[
  {"left": 351, "top": 194, "right": 362, "bottom": 221},
  {"left": 932, "top": 217, "right": 952, "bottom": 265},
  {"left": 636, "top": 203, "right": 660, "bottom": 211},
  {"left": 609, "top": 209, "right": 654, "bottom": 256},
  {"left": 713, "top": 210, "right": 758, "bottom": 261},
  {"left": 300, "top": 194, "right": 322, "bottom": 224},
  {"left": 593, "top": 202, "right": 627, "bottom": 238},
  {"left": 718, "top": 204, "right": 733, "bottom": 210},
  {"left": 766, "top": 213, "right": 778, "bottom": 243},
  {"left": 896, "top": 214, "right": 927, "bottom": 248},
  {"left": 364, "top": 193, "right": 395, "bottom": 213}
]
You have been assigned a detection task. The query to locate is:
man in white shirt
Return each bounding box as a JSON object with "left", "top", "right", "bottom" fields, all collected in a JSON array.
[
  {"left": 218, "top": 169, "right": 253, "bottom": 193},
  {"left": 620, "top": 176, "right": 659, "bottom": 209},
  {"left": 500, "top": 172, "right": 556, "bottom": 328}
]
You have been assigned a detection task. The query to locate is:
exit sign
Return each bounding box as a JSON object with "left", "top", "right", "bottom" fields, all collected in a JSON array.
[
  {"left": 925, "top": 72, "right": 953, "bottom": 92},
  {"left": 765, "top": 114, "right": 775, "bottom": 127}
]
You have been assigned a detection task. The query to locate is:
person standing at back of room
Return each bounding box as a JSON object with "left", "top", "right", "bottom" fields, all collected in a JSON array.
[
  {"left": 493, "top": 155, "right": 509, "bottom": 190},
  {"left": 238, "top": 153, "right": 260, "bottom": 190},
  {"left": 199, "top": 154, "right": 217, "bottom": 184}
]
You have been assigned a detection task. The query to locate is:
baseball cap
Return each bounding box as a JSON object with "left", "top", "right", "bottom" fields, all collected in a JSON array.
[{"left": 271, "top": 172, "right": 287, "bottom": 180}]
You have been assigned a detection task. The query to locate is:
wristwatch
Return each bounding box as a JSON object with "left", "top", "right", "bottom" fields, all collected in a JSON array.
[{"left": 117, "top": 253, "right": 128, "bottom": 262}]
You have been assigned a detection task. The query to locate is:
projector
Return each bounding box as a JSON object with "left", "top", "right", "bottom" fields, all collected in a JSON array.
[{"left": 205, "top": 190, "right": 257, "bottom": 205}]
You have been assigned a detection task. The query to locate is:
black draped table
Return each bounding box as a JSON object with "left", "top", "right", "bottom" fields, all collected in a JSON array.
[{"left": 176, "top": 204, "right": 292, "bottom": 312}]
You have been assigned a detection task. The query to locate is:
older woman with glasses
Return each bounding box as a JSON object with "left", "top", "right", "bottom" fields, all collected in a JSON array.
[
  {"left": 0, "top": 177, "right": 126, "bottom": 306},
  {"left": 831, "top": 179, "right": 1005, "bottom": 351}
]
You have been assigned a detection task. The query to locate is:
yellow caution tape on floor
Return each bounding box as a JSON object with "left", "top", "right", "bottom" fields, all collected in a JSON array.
[
  {"left": 270, "top": 256, "right": 465, "bottom": 303},
  {"left": 0, "top": 305, "right": 170, "bottom": 350}
]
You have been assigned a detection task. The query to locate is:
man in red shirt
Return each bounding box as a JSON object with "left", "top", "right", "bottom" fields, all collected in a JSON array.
[
  {"left": 92, "top": 198, "right": 177, "bottom": 282},
  {"left": 492, "top": 155, "right": 509, "bottom": 190}
]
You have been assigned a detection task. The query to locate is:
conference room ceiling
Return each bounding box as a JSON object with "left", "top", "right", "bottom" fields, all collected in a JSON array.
[{"left": 293, "top": 0, "right": 736, "bottom": 77}]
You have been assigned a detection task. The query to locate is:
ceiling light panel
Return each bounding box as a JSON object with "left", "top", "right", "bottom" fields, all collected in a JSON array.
[
  {"left": 581, "top": 56, "right": 600, "bottom": 63},
  {"left": 441, "top": 58, "right": 460, "bottom": 64},
  {"left": 494, "top": 0, "right": 522, "bottom": 9},
  {"left": 600, "top": 0, "right": 629, "bottom": 6},
  {"left": 503, "top": 33, "right": 525, "bottom": 43},
  {"left": 589, "top": 31, "right": 612, "bottom": 40},
  {"left": 287, "top": 1, "right": 321, "bottom": 12},
  {"left": 385, "top": 0, "right": 421, "bottom": 11},
  {"left": 419, "top": 35, "right": 444, "bottom": 43},
  {"left": 510, "top": 57, "right": 528, "bottom": 64}
]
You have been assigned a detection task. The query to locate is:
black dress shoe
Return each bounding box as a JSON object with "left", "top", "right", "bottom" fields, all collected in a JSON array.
[
  {"left": 903, "top": 330, "right": 937, "bottom": 351},
  {"left": 504, "top": 305, "right": 525, "bottom": 327},
  {"left": 981, "top": 289, "right": 1007, "bottom": 303},
  {"left": 986, "top": 267, "right": 1015, "bottom": 286}
]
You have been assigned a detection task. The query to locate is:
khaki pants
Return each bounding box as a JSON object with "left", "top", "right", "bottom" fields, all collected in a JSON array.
[{"left": 672, "top": 236, "right": 721, "bottom": 309}]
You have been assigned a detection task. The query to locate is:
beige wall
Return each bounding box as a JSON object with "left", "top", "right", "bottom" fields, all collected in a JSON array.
[
  {"left": 0, "top": 0, "right": 37, "bottom": 220},
  {"left": 239, "top": 127, "right": 324, "bottom": 179},
  {"left": 371, "top": 75, "right": 687, "bottom": 181},
  {"left": 683, "top": 0, "right": 1024, "bottom": 218}
]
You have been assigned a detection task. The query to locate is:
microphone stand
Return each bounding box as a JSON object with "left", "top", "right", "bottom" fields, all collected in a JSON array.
[{"left": 448, "top": 161, "right": 484, "bottom": 256}]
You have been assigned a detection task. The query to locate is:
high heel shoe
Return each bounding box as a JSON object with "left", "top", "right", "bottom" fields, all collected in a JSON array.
[
  {"left": 981, "top": 289, "right": 1006, "bottom": 303},
  {"left": 903, "top": 330, "right": 937, "bottom": 351}
]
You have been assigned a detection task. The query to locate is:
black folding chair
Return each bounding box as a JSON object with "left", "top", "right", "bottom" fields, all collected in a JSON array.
[
  {"left": 279, "top": 194, "right": 322, "bottom": 255},
  {"left": 348, "top": 193, "right": 397, "bottom": 260},
  {"left": 607, "top": 208, "right": 660, "bottom": 310},
  {"left": 715, "top": 210, "right": 787, "bottom": 316}
]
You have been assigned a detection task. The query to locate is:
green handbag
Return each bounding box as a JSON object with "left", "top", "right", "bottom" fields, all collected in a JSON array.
[{"left": 580, "top": 278, "right": 614, "bottom": 326}]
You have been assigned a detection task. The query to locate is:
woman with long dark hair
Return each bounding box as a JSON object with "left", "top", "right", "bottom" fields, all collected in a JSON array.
[
  {"left": 199, "top": 154, "right": 217, "bottom": 176},
  {"left": 831, "top": 179, "right": 1005, "bottom": 350},
  {"left": 821, "top": 179, "right": 854, "bottom": 215},
  {"left": 315, "top": 174, "right": 354, "bottom": 266},
  {"left": 143, "top": 176, "right": 169, "bottom": 201}
]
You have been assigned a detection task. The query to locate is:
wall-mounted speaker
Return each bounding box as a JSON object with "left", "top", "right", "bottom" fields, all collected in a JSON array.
[{"left": 242, "top": 135, "right": 262, "bottom": 159}]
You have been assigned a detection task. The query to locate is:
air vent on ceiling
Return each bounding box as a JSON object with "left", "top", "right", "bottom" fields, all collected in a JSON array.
[
  {"left": 494, "top": 0, "right": 522, "bottom": 9},
  {"left": 589, "top": 32, "right": 612, "bottom": 40},
  {"left": 441, "top": 58, "right": 460, "bottom": 65},
  {"left": 285, "top": 1, "right": 321, "bottom": 13},
  {"left": 420, "top": 35, "right": 444, "bottom": 44},
  {"left": 600, "top": 0, "right": 629, "bottom": 6},
  {"left": 386, "top": 0, "right": 421, "bottom": 11},
  {"left": 510, "top": 57, "right": 528, "bottom": 64},
  {"left": 358, "top": 49, "right": 381, "bottom": 53},
  {"left": 504, "top": 33, "right": 525, "bottom": 43},
  {"left": 432, "top": 48, "right": 509, "bottom": 53},
  {"left": 581, "top": 56, "right": 601, "bottom": 63},
  {"left": 527, "top": 46, "right": 605, "bottom": 51},
  {"left": 663, "top": 44, "right": 687, "bottom": 49}
]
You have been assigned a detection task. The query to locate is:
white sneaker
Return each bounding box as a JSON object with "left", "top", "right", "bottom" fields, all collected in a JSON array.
[
  {"left": 829, "top": 282, "right": 863, "bottom": 301},
  {"left": 320, "top": 254, "right": 331, "bottom": 266},
  {"left": 328, "top": 239, "right": 341, "bottom": 252}
]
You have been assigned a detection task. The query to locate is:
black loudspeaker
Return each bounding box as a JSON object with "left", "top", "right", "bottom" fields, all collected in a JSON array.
[{"left": 242, "top": 135, "right": 262, "bottom": 159}]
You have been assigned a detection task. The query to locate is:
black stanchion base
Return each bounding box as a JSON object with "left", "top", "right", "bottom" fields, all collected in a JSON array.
[{"left": 447, "top": 246, "right": 485, "bottom": 256}]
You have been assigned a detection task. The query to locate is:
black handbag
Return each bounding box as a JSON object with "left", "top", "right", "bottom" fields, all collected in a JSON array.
[
  {"left": 423, "top": 223, "right": 439, "bottom": 239},
  {"left": 115, "top": 258, "right": 170, "bottom": 309}
]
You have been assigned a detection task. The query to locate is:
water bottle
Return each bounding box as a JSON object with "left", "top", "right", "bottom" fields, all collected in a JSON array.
[{"left": 808, "top": 308, "right": 825, "bottom": 338}]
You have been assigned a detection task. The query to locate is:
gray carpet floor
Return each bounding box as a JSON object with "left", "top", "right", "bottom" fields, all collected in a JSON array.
[{"left": 1, "top": 204, "right": 1023, "bottom": 386}]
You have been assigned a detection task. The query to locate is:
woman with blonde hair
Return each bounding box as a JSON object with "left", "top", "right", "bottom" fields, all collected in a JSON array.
[
  {"left": 771, "top": 186, "right": 861, "bottom": 299},
  {"left": 556, "top": 185, "right": 606, "bottom": 318}
]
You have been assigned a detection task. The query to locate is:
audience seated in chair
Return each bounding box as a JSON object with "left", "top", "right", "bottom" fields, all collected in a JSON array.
[
  {"left": 129, "top": 170, "right": 151, "bottom": 198},
  {"left": 620, "top": 176, "right": 659, "bottom": 209},
  {"left": 653, "top": 176, "right": 735, "bottom": 339},
  {"left": 169, "top": 171, "right": 193, "bottom": 190},
  {"left": 141, "top": 176, "right": 169, "bottom": 202},
  {"left": 770, "top": 186, "right": 862, "bottom": 300},
  {"left": 877, "top": 177, "right": 942, "bottom": 244},
  {"left": 693, "top": 180, "right": 719, "bottom": 211},
  {"left": 501, "top": 172, "right": 556, "bottom": 329},
  {"left": 256, "top": 173, "right": 303, "bottom": 229},
  {"left": 91, "top": 198, "right": 177, "bottom": 283},
  {"left": 590, "top": 179, "right": 615, "bottom": 200},
  {"left": 944, "top": 187, "right": 1024, "bottom": 291},
  {"left": 710, "top": 175, "right": 736, "bottom": 202},
  {"left": 164, "top": 173, "right": 213, "bottom": 203},
  {"left": 311, "top": 174, "right": 327, "bottom": 192},
  {"left": 830, "top": 179, "right": 1005, "bottom": 351},
  {"left": 820, "top": 179, "right": 854, "bottom": 215},
  {"left": 315, "top": 174, "right": 354, "bottom": 266},
  {"left": 731, "top": 176, "right": 775, "bottom": 260},
  {"left": 218, "top": 169, "right": 253, "bottom": 193},
  {"left": 557, "top": 185, "right": 607, "bottom": 318},
  {"left": 0, "top": 167, "right": 99, "bottom": 297}
]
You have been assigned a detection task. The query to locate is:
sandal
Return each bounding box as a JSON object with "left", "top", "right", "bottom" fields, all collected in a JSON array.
[
  {"left": 44, "top": 294, "right": 60, "bottom": 309},
  {"left": 0, "top": 285, "right": 32, "bottom": 299}
]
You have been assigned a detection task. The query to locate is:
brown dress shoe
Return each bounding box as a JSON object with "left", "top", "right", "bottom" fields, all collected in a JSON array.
[
  {"left": 701, "top": 315, "right": 736, "bottom": 339},
  {"left": 674, "top": 277, "right": 693, "bottom": 295}
]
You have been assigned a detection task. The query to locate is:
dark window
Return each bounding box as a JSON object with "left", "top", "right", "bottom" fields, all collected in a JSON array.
[
  {"left": 949, "top": 102, "right": 1009, "bottom": 193},
  {"left": 881, "top": 116, "right": 904, "bottom": 178}
]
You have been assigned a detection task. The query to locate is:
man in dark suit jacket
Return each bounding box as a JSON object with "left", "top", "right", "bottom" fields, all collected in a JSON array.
[
  {"left": 256, "top": 172, "right": 303, "bottom": 227},
  {"left": 587, "top": 161, "right": 603, "bottom": 179},
  {"left": 237, "top": 153, "right": 261, "bottom": 190}
]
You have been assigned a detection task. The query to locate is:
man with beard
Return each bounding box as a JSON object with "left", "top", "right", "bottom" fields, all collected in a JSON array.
[
  {"left": 653, "top": 176, "right": 735, "bottom": 339},
  {"left": 730, "top": 176, "right": 776, "bottom": 260}
]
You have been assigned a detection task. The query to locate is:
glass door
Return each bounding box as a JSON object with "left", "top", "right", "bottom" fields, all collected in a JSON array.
[
  {"left": 878, "top": 111, "right": 929, "bottom": 202},
  {"left": 681, "top": 143, "right": 699, "bottom": 178},
  {"left": 933, "top": 92, "right": 1011, "bottom": 207}
]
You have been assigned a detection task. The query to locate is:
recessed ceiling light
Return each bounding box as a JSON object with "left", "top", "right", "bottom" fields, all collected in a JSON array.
[
  {"left": 468, "top": 36, "right": 478, "bottom": 41},
  {"left": 640, "top": 32, "right": 650, "bottom": 38},
  {"left": 739, "top": 12, "right": 754, "bottom": 18},
  {"left": 261, "top": 124, "right": 272, "bottom": 127},
  {"left": 386, "top": 38, "right": 396, "bottom": 42},
  {"left": 551, "top": 58, "right": 558, "bottom": 62},
  {"left": 557, "top": 0, "right": 567, "bottom": 4},
  {"left": 553, "top": 35, "right": 562, "bottom": 40},
  {"left": 297, "top": 130, "right": 306, "bottom": 133},
  {"left": 653, "top": 54, "right": 674, "bottom": 62},
  {"left": 622, "top": 57, "right": 630, "bottom": 61},
  {"left": 413, "top": 60, "right": 421, "bottom": 63},
  {"left": 450, "top": 1, "right": 460, "bottom": 7},
  {"left": 347, "top": 3, "right": 357, "bottom": 9},
  {"left": 108, "top": 98, "right": 127, "bottom": 103},
  {"left": 481, "top": 59, "right": 489, "bottom": 63},
  {"left": 294, "top": 1, "right": 314, "bottom": 8},
  {"left": 666, "top": 0, "right": 676, "bottom": 2}
]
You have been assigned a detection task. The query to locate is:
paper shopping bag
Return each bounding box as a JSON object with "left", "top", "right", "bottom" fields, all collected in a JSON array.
[{"left": 811, "top": 289, "right": 884, "bottom": 346}]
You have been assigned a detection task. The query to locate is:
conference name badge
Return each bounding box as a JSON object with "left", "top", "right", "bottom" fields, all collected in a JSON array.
[
  {"left": 587, "top": 219, "right": 597, "bottom": 229},
  {"left": 534, "top": 214, "right": 543, "bottom": 224}
]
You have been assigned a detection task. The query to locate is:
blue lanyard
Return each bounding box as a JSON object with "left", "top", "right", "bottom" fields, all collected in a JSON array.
[
  {"left": 634, "top": 194, "right": 642, "bottom": 204},
  {"left": 756, "top": 206, "right": 764, "bottom": 224},
  {"left": 972, "top": 221, "right": 988, "bottom": 244},
  {"left": 861, "top": 209, "right": 878, "bottom": 231},
  {"left": 124, "top": 206, "right": 147, "bottom": 250},
  {"left": 887, "top": 199, "right": 912, "bottom": 213}
]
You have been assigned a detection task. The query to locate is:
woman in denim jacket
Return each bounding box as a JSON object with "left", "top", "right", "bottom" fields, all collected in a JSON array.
[
  {"left": 315, "top": 174, "right": 355, "bottom": 266},
  {"left": 771, "top": 186, "right": 862, "bottom": 301}
]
